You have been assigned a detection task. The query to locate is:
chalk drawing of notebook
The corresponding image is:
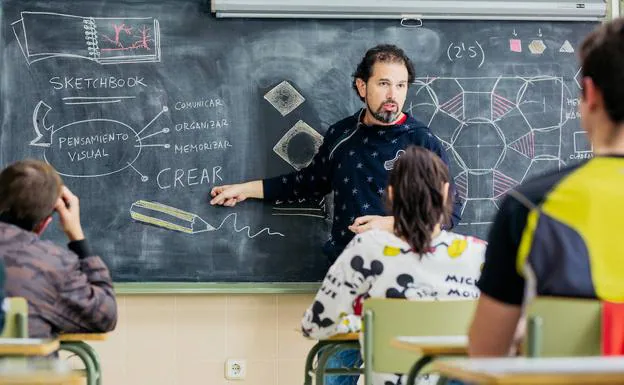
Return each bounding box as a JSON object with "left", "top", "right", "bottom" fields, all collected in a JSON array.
[{"left": 12, "top": 11, "right": 161, "bottom": 65}]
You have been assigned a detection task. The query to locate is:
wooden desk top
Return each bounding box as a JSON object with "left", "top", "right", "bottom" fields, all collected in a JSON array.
[
  {"left": 0, "top": 358, "right": 81, "bottom": 384},
  {"left": 0, "top": 339, "right": 59, "bottom": 356},
  {"left": 299, "top": 330, "right": 359, "bottom": 342},
  {"left": 325, "top": 333, "right": 359, "bottom": 342},
  {"left": 59, "top": 333, "right": 108, "bottom": 342},
  {"left": 391, "top": 335, "right": 468, "bottom": 356},
  {"left": 0, "top": 372, "right": 82, "bottom": 385},
  {"left": 433, "top": 357, "right": 624, "bottom": 385}
]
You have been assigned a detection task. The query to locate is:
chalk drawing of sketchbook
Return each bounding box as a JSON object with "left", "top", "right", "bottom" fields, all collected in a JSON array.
[{"left": 12, "top": 12, "right": 161, "bottom": 65}]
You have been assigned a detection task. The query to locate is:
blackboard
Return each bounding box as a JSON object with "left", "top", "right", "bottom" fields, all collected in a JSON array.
[{"left": 0, "top": 0, "right": 596, "bottom": 283}]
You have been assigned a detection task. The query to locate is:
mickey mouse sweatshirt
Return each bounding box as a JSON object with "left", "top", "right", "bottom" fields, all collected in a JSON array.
[
  {"left": 263, "top": 109, "right": 463, "bottom": 262},
  {"left": 301, "top": 229, "right": 485, "bottom": 340}
]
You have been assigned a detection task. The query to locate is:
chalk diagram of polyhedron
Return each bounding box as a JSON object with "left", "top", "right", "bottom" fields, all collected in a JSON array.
[{"left": 407, "top": 76, "right": 574, "bottom": 230}]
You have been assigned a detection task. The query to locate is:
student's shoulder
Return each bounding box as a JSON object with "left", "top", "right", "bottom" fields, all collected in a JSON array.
[
  {"left": 512, "top": 162, "right": 584, "bottom": 206},
  {"left": 3, "top": 226, "right": 71, "bottom": 260},
  {"left": 36, "top": 239, "right": 77, "bottom": 264},
  {"left": 437, "top": 231, "right": 487, "bottom": 261},
  {"left": 5, "top": 236, "right": 74, "bottom": 274},
  {"left": 346, "top": 229, "right": 409, "bottom": 258},
  {"left": 489, "top": 162, "right": 585, "bottom": 234}
]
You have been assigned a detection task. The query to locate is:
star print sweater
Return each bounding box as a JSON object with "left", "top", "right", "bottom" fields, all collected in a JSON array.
[
  {"left": 263, "top": 109, "right": 463, "bottom": 261},
  {"left": 301, "top": 229, "right": 485, "bottom": 385}
]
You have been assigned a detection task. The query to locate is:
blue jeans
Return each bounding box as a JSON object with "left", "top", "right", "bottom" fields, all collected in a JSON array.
[
  {"left": 322, "top": 348, "right": 362, "bottom": 385},
  {"left": 319, "top": 348, "right": 466, "bottom": 385}
]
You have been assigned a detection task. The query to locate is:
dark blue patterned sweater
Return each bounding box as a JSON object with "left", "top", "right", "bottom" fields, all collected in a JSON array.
[{"left": 263, "top": 109, "right": 462, "bottom": 261}]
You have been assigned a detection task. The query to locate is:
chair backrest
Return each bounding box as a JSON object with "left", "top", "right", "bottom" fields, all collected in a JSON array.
[
  {"left": 0, "top": 297, "right": 28, "bottom": 338},
  {"left": 525, "top": 297, "right": 601, "bottom": 357},
  {"left": 362, "top": 298, "right": 476, "bottom": 375}
]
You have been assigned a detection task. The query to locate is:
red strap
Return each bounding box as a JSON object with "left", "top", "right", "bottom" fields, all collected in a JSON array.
[
  {"left": 602, "top": 301, "right": 624, "bottom": 356},
  {"left": 352, "top": 295, "right": 364, "bottom": 316},
  {"left": 393, "top": 113, "right": 407, "bottom": 125}
]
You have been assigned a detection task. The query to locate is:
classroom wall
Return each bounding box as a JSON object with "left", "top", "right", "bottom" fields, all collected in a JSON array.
[{"left": 90, "top": 294, "right": 316, "bottom": 385}]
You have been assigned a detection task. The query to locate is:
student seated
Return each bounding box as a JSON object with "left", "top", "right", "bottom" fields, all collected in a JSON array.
[
  {"left": 0, "top": 160, "right": 117, "bottom": 338},
  {"left": 301, "top": 146, "right": 486, "bottom": 385},
  {"left": 469, "top": 18, "right": 624, "bottom": 357}
]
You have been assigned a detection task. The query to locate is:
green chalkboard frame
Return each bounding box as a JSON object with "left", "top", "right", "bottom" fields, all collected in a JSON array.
[
  {"left": 114, "top": 282, "right": 321, "bottom": 294},
  {"left": 2, "top": 0, "right": 613, "bottom": 290}
]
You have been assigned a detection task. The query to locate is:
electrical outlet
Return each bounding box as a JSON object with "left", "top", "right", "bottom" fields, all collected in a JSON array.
[{"left": 225, "top": 358, "right": 247, "bottom": 380}]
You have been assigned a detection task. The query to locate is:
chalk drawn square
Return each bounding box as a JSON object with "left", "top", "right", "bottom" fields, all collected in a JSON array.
[
  {"left": 574, "top": 131, "right": 592, "bottom": 153},
  {"left": 273, "top": 120, "right": 323, "bottom": 170},
  {"left": 264, "top": 81, "right": 305, "bottom": 116}
]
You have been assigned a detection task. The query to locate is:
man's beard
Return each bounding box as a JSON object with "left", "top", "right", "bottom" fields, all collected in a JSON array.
[{"left": 368, "top": 99, "right": 400, "bottom": 123}]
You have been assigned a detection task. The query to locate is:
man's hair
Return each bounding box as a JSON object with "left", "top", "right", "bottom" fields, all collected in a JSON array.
[
  {"left": 352, "top": 44, "right": 415, "bottom": 102},
  {"left": 387, "top": 146, "right": 451, "bottom": 255},
  {"left": 580, "top": 17, "right": 624, "bottom": 123},
  {"left": 0, "top": 159, "right": 63, "bottom": 231}
]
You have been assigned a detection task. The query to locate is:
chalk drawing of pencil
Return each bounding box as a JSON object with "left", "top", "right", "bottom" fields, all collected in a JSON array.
[{"left": 130, "top": 200, "right": 215, "bottom": 234}]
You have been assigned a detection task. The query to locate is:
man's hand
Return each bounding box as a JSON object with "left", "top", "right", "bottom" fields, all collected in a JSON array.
[
  {"left": 348, "top": 215, "right": 394, "bottom": 234},
  {"left": 210, "top": 181, "right": 263, "bottom": 207},
  {"left": 54, "top": 186, "right": 85, "bottom": 241}
]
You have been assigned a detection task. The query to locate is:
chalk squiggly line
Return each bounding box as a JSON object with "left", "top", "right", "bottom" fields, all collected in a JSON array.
[{"left": 214, "top": 213, "right": 284, "bottom": 238}]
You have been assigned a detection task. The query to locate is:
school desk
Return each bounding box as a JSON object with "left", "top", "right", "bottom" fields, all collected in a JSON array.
[
  {"left": 392, "top": 335, "right": 468, "bottom": 385},
  {"left": 0, "top": 338, "right": 59, "bottom": 357},
  {"left": 432, "top": 356, "right": 624, "bottom": 385},
  {"left": 0, "top": 357, "right": 81, "bottom": 385},
  {"left": 59, "top": 333, "right": 107, "bottom": 385},
  {"left": 303, "top": 332, "right": 362, "bottom": 385}
]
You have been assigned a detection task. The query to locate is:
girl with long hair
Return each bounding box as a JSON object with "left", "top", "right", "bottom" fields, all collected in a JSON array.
[{"left": 302, "top": 146, "right": 486, "bottom": 385}]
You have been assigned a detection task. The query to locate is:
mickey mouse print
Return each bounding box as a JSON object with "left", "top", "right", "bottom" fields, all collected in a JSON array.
[{"left": 302, "top": 229, "right": 485, "bottom": 339}]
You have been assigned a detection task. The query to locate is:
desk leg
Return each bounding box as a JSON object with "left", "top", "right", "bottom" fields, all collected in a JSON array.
[
  {"left": 406, "top": 355, "right": 434, "bottom": 385},
  {"left": 77, "top": 341, "right": 103, "bottom": 385},
  {"left": 316, "top": 343, "right": 342, "bottom": 385},
  {"left": 315, "top": 342, "right": 361, "bottom": 385},
  {"left": 60, "top": 342, "right": 98, "bottom": 385},
  {"left": 305, "top": 342, "right": 326, "bottom": 385}
]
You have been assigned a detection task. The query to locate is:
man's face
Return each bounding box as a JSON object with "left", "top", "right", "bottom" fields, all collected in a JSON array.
[{"left": 357, "top": 62, "right": 409, "bottom": 124}]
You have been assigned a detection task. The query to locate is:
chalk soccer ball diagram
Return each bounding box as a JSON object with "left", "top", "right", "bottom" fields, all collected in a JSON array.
[{"left": 408, "top": 76, "right": 571, "bottom": 228}]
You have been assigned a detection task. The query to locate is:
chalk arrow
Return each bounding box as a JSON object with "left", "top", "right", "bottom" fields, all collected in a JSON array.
[{"left": 30, "top": 101, "right": 53, "bottom": 147}]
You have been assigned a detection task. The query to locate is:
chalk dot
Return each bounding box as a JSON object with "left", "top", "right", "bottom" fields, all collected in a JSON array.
[
  {"left": 164, "top": 144, "right": 171, "bottom": 149},
  {"left": 287, "top": 132, "right": 316, "bottom": 166},
  {"left": 163, "top": 128, "right": 170, "bottom": 133},
  {"left": 163, "top": 106, "right": 169, "bottom": 112},
  {"left": 141, "top": 176, "right": 149, "bottom": 182}
]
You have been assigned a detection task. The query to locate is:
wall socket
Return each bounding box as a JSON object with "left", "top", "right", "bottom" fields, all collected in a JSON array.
[{"left": 225, "top": 359, "right": 247, "bottom": 380}]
